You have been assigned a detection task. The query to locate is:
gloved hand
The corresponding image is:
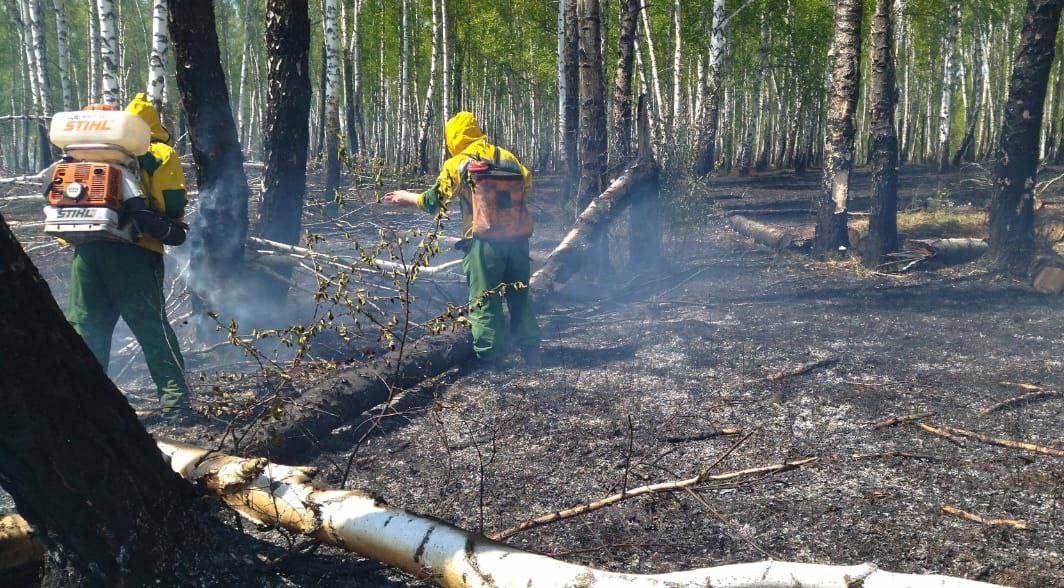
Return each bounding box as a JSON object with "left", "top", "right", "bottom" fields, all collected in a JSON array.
[{"left": 124, "top": 197, "right": 188, "bottom": 246}]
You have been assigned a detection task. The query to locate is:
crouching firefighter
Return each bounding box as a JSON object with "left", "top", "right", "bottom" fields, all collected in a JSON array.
[
  {"left": 42, "top": 94, "right": 196, "bottom": 422},
  {"left": 385, "top": 112, "right": 542, "bottom": 367}
]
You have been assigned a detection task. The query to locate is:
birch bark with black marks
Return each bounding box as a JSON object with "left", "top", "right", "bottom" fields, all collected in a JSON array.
[
  {"left": 147, "top": 0, "right": 169, "bottom": 107},
  {"left": 256, "top": 0, "right": 311, "bottom": 301},
  {"left": 323, "top": 0, "right": 341, "bottom": 194},
  {"left": 577, "top": 0, "right": 608, "bottom": 212},
  {"left": 862, "top": 0, "right": 900, "bottom": 267},
  {"left": 813, "top": 0, "right": 863, "bottom": 256},
  {"left": 96, "top": 0, "right": 119, "bottom": 106},
  {"left": 670, "top": 0, "right": 683, "bottom": 132},
  {"left": 612, "top": 0, "right": 640, "bottom": 159},
  {"left": 236, "top": 0, "right": 251, "bottom": 146},
  {"left": 563, "top": 0, "right": 581, "bottom": 209},
  {"left": 416, "top": 0, "right": 440, "bottom": 174},
  {"left": 640, "top": 1, "right": 667, "bottom": 146},
  {"left": 88, "top": 0, "right": 100, "bottom": 104},
  {"left": 738, "top": 19, "right": 769, "bottom": 177},
  {"left": 693, "top": 0, "right": 727, "bottom": 176},
  {"left": 988, "top": 0, "right": 1062, "bottom": 274},
  {"left": 169, "top": 0, "right": 250, "bottom": 312},
  {"left": 937, "top": 1, "right": 960, "bottom": 171},
  {"left": 52, "top": 0, "right": 74, "bottom": 111}
]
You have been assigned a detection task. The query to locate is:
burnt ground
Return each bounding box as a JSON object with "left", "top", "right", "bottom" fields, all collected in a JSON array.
[{"left": 2, "top": 162, "right": 1063, "bottom": 587}]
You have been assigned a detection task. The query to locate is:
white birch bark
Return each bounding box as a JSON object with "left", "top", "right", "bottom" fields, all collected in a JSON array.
[
  {"left": 88, "top": 0, "right": 100, "bottom": 103},
  {"left": 323, "top": 0, "right": 341, "bottom": 188},
  {"left": 147, "top": 0, "right": 169, "bottom": 108},
  {"left": 557, "top": 0, "right": 566, "bottom": 157},
  {"left": 639, "top": 2, "right": 667, "bottom": 141},
  {"left": 26, "top": 0, "right": 51, "bottom": 118},
  {"left": 52, "top": 0, "right": 74, "bottom": 111},
  {"left": 671, "top": 0, "right": 682, "bottom": 130},
  {"left": 398, "top": 0, "right": 409, "bottom": 164},
  {"left": 937, "top": 1, "right": 960, "bottom": 170},
  {"left": 415, "top": 0, "right": 439, "bottom": 172},
  {"left": 155, "top": 440, "right": 1003, "bottom": 588},
  {"left": 236, "top": 0, "right": 250, "bottom": 144},
  {"left": 96, "top": 0, "right": 119, "bottom": 106}
]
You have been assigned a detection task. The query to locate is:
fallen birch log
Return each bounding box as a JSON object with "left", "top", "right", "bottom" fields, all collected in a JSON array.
[
  {"left": 726, "top": 215, "right": 809, "bottom": 253},
  {"left": 531, "top": 159, "right": 659, "bottom": 297},
  {"left": 0, "top": 442, "right": 1007, "bottom": 587}
]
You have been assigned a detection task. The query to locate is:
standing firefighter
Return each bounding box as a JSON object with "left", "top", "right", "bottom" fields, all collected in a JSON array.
[
  {"left": 385, "top": 112, "right": 542, "bottom": 366},
  {"left": 47, "top": 94, "right": 195, "bottom": 422}
]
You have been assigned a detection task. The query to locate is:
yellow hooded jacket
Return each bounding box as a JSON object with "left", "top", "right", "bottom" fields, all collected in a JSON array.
[
  {"left": 418, "top": 112, "right": 532, "bottom": 239},
  {"left": 126, "top": 93, "right": 187, "bottom": 254}
]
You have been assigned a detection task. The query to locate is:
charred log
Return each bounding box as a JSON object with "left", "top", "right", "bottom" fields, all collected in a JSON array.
[{"left": 726, "top": 214, "right": 810, "bottom": 253}]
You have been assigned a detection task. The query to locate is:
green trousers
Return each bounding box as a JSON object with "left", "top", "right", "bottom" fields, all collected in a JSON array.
[
  {"left": 463, "top": 238, "right": 541, "bottom": 359},
  {"left": 66, "top": 241, "right": 190, "bottom": 415}
]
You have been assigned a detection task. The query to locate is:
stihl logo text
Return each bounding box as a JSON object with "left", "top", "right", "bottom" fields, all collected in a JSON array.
[
  {"left": 63, "top": 120, "right": 114, "bottom": 132},
  {"left": 57, "top": 208, "right": 97, "bottom": 218}
]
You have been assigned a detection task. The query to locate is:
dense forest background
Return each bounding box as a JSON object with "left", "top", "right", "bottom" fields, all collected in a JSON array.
[{"left": 2, "top": 0, "right": 1062, "bottom": 177}]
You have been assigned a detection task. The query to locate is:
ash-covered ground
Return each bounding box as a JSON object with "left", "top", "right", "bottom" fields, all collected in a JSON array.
[{"left": 2, "top": 163, "right": 1062, "bottom": 587}]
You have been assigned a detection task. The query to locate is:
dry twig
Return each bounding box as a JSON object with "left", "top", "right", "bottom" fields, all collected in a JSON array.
[
  {"left": 490, "top": 455, "right": 817, "bottom": 541},
  {"left": 981, "top": 388, "right": 1060, "bottom": 415},
  {"left": 918, "top": 423, "right": 968, "bottom": 447},
  {"left": 920, "top": 423, "right": 1064, "bottom": 457},
  {"left": 871, "top": 411, "right": 935, "bottom": 430},
  {"left": 760, "top": 357, "right": 838, "bottom": 383},
  {"left": 942, "top": 505, "right": 1029, "bottom": 530}
]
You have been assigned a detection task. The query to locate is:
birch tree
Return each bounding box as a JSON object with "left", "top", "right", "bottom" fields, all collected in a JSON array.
[
  {"left": 563, "top": 0, "right": 580, "bottom": 207},
  {"left": 257, "top": 0, "right": 311, "bottom": 300},
  {"left": 96, "top": 0, "right": 120, "bottom": 106},
  {"left": 937, "top": 1, "right": 960, "bottom": 171},
  {"left": 863, "top": 0, "right": 900, "bottom": 267},
  {"left": 147, "top": 0, "right": 169, "bottom": 107},
  {"left": 813, "top": 0, "right": 863, "bottom": 256},
  {"left": 612, "top": 0, "right": 640, "bottom": 159},
  {"left": 693, "top": 0, "right": 727, "bottom": 176},
  {"left": 738, "top": 19, "right": 769, "bottom": 177},
  {"left": 51, "top": 0, "right": 74, "bottom": 111},
  {"left": 416, "top": 0, "right": 440, "bottom": 174},
  {"left": 988, "top": 0, "right": 1062, "bottom": 273},
  {"left": 323, "top": 0, "right": 341, "bottom": 193}
]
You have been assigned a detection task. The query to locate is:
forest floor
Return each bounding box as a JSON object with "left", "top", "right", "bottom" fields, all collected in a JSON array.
[{"left": 2, "top": 162, "right": 1062, "bottom": 586}]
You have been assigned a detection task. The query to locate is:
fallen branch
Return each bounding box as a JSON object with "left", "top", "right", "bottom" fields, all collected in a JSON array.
[
  {"left": 725, "top": 214, "right": 809, "bottom": 253},
  {"left": 660, "top": 427, "right": 742, "bottom": 443},
  {"left": 884, "top": 239, "right": 988, "bottom": 271},
  {"left": 490, "top": 457, "right": 818, "bottom": 541},
  {"left": 0, "top": 443, "right": 1007, "bottom": 587},
  {"left": 249, "top": 236, "right": 464, "bottom": 276},
  {"left": 760, "top": 357, "right": 838, "bottom": 383},
  {"left": 980, "top": 389, "right": 1060, "bottom": 414},
  {"left": 942, "top": 505, "right": 1028, "bottom": 530},
  {"left": 921, "top": 424, "right": 1064, "bottom": 457},
  {"left": 871, "top": 411, "right": 936, "bottom": 430},
  {"left": 918, "top": 423, "right": 969, "bottom": 447}
]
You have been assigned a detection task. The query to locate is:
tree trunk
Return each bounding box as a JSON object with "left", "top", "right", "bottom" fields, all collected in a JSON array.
[
  {"left": 147, "top": 0, "right": 169, "bottom": 107},
  {"left": 416, "top": 0, "right": 440, "bottom": 174},
  {"left": 738, "top": 21, "right": 769, "bottom": 177},
  {"left": 611, "top": 0, "right": 639, "bottom": 160},
  {"left": 813, "top": 0, "right": 864, "bottom": 256},
  {"left": 236, "top": 0, "right": 251, "bottom": 147},
  {"left": 937, "top": 2, "right": 960, "bottom": 171},
  {"left": 323, "top": 0, "right": 341, "bottom": 194},
  {"left": 96, "top": 0, "right": 120, "bottom": 106},
  {"left": 670, "top": 0, "right": 683, "bottom": 132},
  {"left": 169, "top": 0, "right": 251, "bottom": 314},
  {"left": 343, "top": 0, "right": 363, "bottom": 155},
  {"left": 563, "top": 0, "right": 581, "bottom": 209},
  {"left": 576, "top": 0, "right": 608, "bottom": 212},
  {"left": 255, "top": 0, "right": 311, "bottom": 301},
  {"left": 639, "top": 3, "right": 666, "bottom": 147},
  {"left": 987, "top": 0, "right": 1062, "bottom": 274},
  {"left": 88, "top": 0, "right": 100, "bottom": 104},
  {"left": 0, "top": 214, "right": 254, "bottom": 586},
  {"left": 52, "top": 0, "right": 75, "bottom": 111},
  {"left": 862, "top": 0, "right": 900, "bottom": 267},
  {"left": 693, "top": 0, "right": 726, "bottom": 176}
]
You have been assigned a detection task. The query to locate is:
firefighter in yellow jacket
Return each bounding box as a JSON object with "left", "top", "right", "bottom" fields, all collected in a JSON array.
[
  {"left": 65, "top": 94, "right": 196, "bottom": 422},
  {"left": 385, "top": 112, "right": 542, "bottom": 366}
]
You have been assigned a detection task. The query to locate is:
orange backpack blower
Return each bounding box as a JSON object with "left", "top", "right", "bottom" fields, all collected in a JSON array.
[{"left": 463, "top": 147, "right": 533, "bottom": 241}]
